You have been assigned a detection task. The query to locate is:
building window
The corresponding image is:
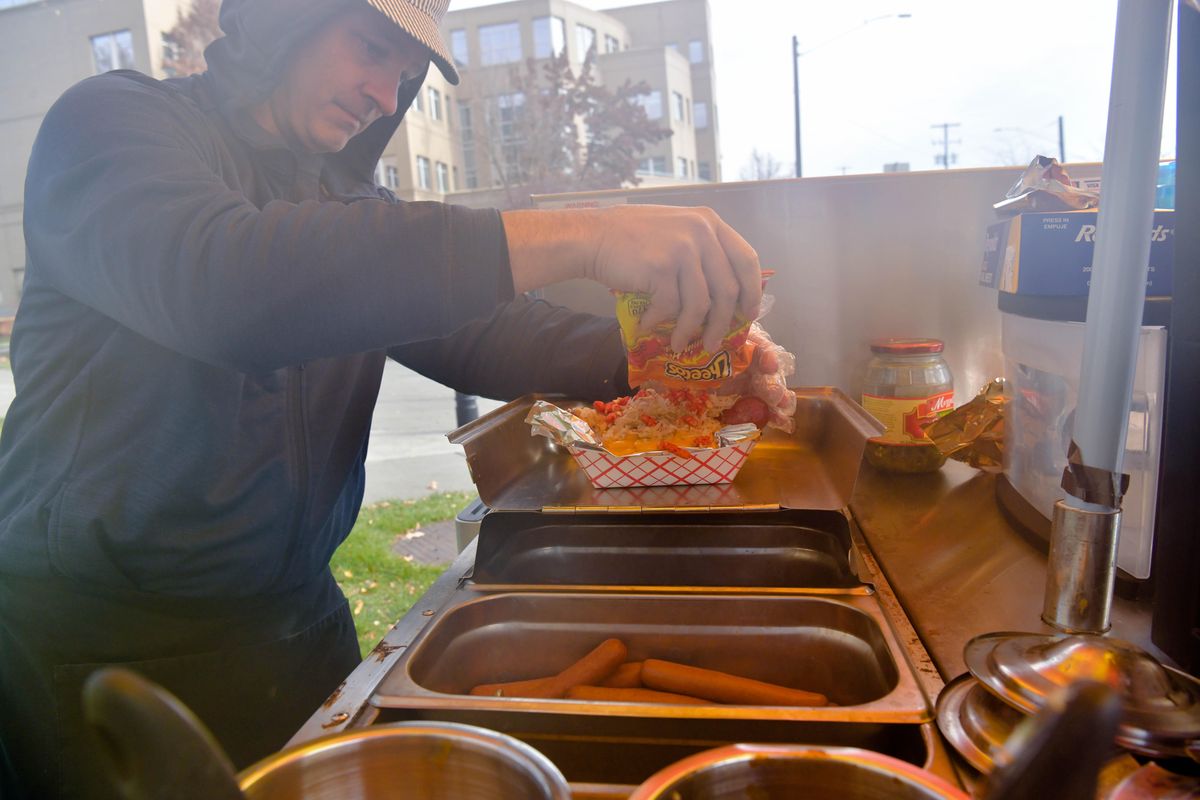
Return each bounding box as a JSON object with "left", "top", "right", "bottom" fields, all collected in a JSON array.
[
  {"left": 634, "top": 90, "right": 662, "bottom": 120},
  {"left": 533, "top": 16, "right": 566, "bottom": 58},
  {"left": 604, "top": 34, "right": 620, "bottom": 53},
  {"left": 416, "top": 156, "right": 431, "bottom": 190},
  {"left": 698, "top": 161, "right": 712, "bottom": 181},
  {"left": 492, "top": 93, "right": 527, "bottom": 183},
  {"left": 690, "top": 159, "right": 696, "bottom": 177},
  {"left": 638, "top": 156, "right": 668, "bottom": 175},
  {"left": 495, "top": 92, "right": 525, "bottom": 140},
  {"left": 452, "top": 165, "right": 460, "bottom": 191},
  {"left": 688, "top": 39, "right": 704, "bottom": 63},
  {"left": 413, "top": 88, "right": 424, "bottom": 112},
  {"left": 374, "top": 160, "right": 399, "bottom": 189},
  {"left": 671, "top": 91, "right": 685, "bottom": 122},
  {"left": 458, "top": 100, "right": 478, "bottom": 189},
  {"left": 450, "top": 28, "right": 468, "bottom": 66},
  {"left": 677, "top": 157, "right": 688, "bottom": 178},
  {"left": 463, "top": 151, "right": 478, "bottom": 189},
  {"left": 428, "top": 87, "right": 442, "bottom": 121},
  {"left": 694, "top": 101, "right": 709, "bottom": 130},
  {"left": 436, "top": 162, "right": 449, "bottom": 193},
  {"left": 91, "top": 29, "right": 135, "bottom": 74},
  {"left": 575, "top": 24, "right": 596, "bottom": 58},
  {"left": 479, "top": 22, "right": 521, "bottom": 65}
]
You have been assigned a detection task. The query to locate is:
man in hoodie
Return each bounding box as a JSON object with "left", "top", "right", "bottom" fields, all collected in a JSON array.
[{"left": 0, "top": 0, "right": 760, "bottom": 796}]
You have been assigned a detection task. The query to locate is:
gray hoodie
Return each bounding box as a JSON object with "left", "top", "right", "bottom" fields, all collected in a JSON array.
[{"left": 0, "top": 0, "right": 626, "bottom": 599}]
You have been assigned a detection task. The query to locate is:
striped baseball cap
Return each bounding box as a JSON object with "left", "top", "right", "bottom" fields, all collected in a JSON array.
[{"left": 362, "top": 0, "right": 459, "bottom": 85}]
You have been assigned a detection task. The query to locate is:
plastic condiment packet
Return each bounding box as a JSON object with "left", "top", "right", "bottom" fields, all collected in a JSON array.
[
  {"left": 525, "top": 400, "right": 604, "bottom": 451},
  {"left": 924, "top": 378, "right": 1008, "bottom": 472}
]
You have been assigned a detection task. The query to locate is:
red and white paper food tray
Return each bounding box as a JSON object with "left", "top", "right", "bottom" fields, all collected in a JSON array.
[{"left": 567, "top": 441, "right": 757, "bottom": 488}]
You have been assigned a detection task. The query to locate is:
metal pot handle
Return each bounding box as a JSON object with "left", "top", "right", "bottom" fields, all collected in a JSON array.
[
  {"left": 82, "top": 667, "right": 244, "bottom": 800},
  {"left": 982, "top": 680, "right": 1122, "bottom": 800}
]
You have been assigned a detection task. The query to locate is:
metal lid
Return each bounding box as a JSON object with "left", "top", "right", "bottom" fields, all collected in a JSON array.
[
  {"left": 935, "top": 673, "right": 1026, "bottom": 775},
  {"left": 963, "top": 632, "right": 1200, "bottom": 759},
  {"left": 869, "top": 338, "right": 944, "bottom": 355}
]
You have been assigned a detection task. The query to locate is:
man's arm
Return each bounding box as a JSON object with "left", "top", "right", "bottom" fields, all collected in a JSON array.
[
  {"left": 388, "top": 296, "right": 630, "bottom": 402},
  {"left": 23, "top": 76, "right": 514, "bottom": 374}
]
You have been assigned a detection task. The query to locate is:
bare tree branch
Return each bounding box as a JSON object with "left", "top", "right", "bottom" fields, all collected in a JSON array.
[
  {"left": 469, "top": 50, "right": 670, "bottom": 207},
  {"left": 739, "top": 148, "right": 788, "bottom": 181}
]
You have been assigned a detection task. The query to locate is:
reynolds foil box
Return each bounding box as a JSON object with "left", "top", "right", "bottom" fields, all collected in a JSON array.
[{"left": 979, "top": 210, "right": 1175, "bottom": 296}]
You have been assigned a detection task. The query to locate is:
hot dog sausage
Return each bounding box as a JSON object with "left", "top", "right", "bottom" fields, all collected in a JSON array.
[
  {"left": 641, "top": 658, "right": 828, "bottom": 707},
  {"left": 469, "top": 638, "right": 627, "bottom": 698},
  {"left": 599, "top": 661, "right": 643, "bottom": 688},
  {"left": 566, "top": 685, "right": 710, "bottom": 705},
  {"left": 719, "top": 396, "right": 770, "bottom": 428}
]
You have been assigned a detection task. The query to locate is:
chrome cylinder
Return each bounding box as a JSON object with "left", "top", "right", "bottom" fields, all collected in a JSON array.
[
  {"left": 1042, "top": 500, "right": 1120, "bottom": 634},
  {"left": 238, "top": 721, "right": 571, "bottom": 800}
]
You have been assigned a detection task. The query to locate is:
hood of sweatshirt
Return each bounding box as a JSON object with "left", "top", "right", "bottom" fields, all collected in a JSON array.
[{"left": 201, "top": 0, "right": 428, "bottom": 180}]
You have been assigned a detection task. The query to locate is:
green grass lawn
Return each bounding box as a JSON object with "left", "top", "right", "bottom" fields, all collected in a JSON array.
[{"left": 331, "top": 490, "right": 473, "bottom": 656}]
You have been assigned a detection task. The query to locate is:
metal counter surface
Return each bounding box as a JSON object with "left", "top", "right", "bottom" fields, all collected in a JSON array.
[{"left": 848, "top": 459, "right": 1159, "bottom": 681}]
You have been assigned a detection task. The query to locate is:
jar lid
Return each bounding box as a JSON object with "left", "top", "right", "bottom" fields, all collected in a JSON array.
[{"left": 870, "top": 338, "right": 944, "bottom": 355}]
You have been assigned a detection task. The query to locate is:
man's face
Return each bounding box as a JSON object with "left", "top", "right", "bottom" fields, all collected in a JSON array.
[{"left": 255, "top": 6, "right": 430, "bottom": 154}]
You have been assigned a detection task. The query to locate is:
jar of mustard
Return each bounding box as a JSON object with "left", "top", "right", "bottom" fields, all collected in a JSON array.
[{"left": 861, "top": 338, "right": 954, "bottom": 473}]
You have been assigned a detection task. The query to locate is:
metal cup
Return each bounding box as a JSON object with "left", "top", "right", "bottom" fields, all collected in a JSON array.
[{"left": 1042, "top": 500, "right": 1121, "bottom": 634}]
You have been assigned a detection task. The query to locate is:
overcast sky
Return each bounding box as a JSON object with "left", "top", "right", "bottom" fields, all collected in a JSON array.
[{"left": 449, "top": 0, "right": 1180, "bottom": 180}]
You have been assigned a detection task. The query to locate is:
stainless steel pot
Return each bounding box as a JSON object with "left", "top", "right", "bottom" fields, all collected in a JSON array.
[
  {"left": 84, "top": 668, "right": 571, "bottom": 800},
  {"left": 626, "top": 744, "right": 969, "bottom": 800},
  {"left": 238, "top": 721, "right": 571, "bottom": 800}
]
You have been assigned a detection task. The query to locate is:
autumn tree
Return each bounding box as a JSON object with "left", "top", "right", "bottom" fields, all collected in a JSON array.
[
  {"left": 475, "top": 49, "right": 671, "bottom": 207},
  {"left": 161, "top": 0, "right": 221, "bottom": 77}
]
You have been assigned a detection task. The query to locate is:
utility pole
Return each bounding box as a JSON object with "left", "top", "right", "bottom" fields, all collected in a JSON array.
[
  {"left": 792, "top": 14, "right": 912, "bottom": 179},
  {"left": 1058, "top": 115, "right": 1066, "bottom": 162},
  {"left": 931, "top": 122, "right": 960, "bottom": 169}
]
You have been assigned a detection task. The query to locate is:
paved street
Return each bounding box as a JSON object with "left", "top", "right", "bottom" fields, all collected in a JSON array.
[{"left": 0, "top": 360, "right": 501, "bottom": 505}]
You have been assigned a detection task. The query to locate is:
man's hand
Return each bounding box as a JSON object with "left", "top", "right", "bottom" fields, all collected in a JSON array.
[{"left": 503, "top": 205, "right": 761, "bottom": 354}]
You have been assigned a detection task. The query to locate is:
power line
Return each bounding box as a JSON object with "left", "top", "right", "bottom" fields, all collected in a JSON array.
[{"left": 931, "top": 122, "right": 960, "bottom": 169}]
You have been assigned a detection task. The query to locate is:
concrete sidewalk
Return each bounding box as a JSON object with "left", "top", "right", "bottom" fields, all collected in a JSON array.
[{"left": 0, "top": 360, "right": 501, "bottom": 505}]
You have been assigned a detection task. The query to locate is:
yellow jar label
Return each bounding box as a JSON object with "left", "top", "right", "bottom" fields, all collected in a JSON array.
[{"left": 861, "top": 391, "right": 954, "bottom": 444}]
